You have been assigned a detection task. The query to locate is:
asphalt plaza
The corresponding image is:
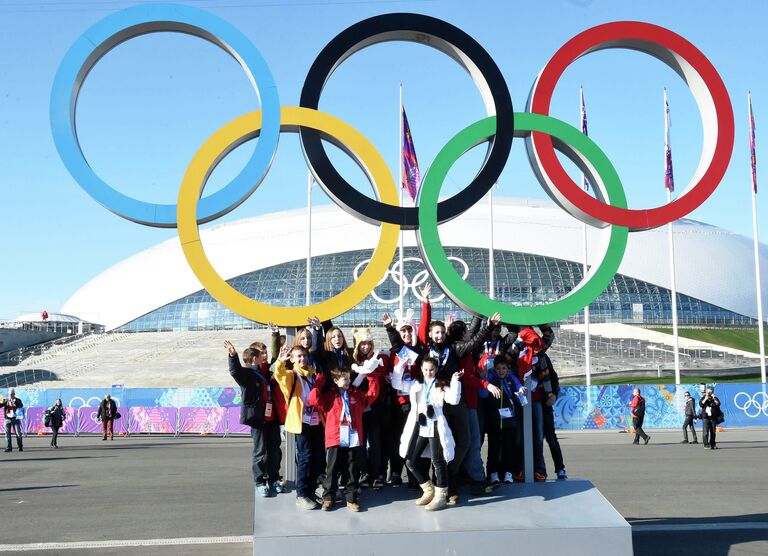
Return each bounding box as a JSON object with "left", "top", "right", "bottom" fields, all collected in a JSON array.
[{"left": 1, "top": 428, "right": 766, "bottom": 555}]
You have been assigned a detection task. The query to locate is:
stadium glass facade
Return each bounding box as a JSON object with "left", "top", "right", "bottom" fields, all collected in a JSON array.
[{"left": 116, "top": 247, "right": 754, "bottom": 332}]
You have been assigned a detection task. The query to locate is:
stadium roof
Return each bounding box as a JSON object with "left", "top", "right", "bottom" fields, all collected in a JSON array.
[{"left": 61, "top": 197, "right": 768, "bottom": 330}]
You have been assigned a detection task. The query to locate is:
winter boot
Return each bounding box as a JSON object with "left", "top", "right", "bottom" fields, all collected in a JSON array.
[
  {"left": 426, "top": 486, "right": 448, "bottom": 511},
  {"left": 415, "top": 481, "right": 435, "bottom": 506}
]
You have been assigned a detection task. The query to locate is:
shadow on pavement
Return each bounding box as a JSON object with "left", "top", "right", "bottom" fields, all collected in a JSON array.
[
  {"left": 1, "top": 484, "right": 79, "bottom": 492},
  {"left": 631, "top": 513, "right": 768, "bottom": 556},
  {"left": 0, "top": 455, "right": 117, "bottom": 463}
]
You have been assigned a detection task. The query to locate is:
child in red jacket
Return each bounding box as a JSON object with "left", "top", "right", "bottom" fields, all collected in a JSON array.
[{"left": 309, "top": 368, "right": 379, "bottom": 512}]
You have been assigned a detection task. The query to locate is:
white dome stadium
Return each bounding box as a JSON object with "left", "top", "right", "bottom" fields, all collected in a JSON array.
[{"left": 61, "top": 197, "right": 768, "bottom": 331}]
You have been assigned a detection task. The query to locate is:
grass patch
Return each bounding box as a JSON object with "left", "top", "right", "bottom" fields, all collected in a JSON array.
[{"left": 649, "top": 328, "right": 768, "bottom": 354}]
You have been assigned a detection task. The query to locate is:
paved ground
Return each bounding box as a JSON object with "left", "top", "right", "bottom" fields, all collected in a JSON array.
[{"left": 0, "top": 427, "right": 766, "bottom": 555}]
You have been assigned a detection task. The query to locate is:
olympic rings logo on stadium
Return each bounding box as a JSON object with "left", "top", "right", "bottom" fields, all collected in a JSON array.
[
  {"left": 734, "top": 391, "right": 768, "bottom": 418},
  {"left": 353, "top": 256, "right": 470, "bottom": 305},
  {"left": 50, "top": 4, "right": 734, "bottom": 327}
]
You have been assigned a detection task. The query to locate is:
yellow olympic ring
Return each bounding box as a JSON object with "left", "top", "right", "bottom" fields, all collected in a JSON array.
[{"left": 177, "top": 106, "right": 400, "bottom": 326}]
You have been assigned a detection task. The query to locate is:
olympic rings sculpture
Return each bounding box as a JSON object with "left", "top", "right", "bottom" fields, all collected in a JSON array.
[
  {"left": 50, "top": 4, "right": 734, "bottom": 326},
  {"left": 733, "top": 391, "right": 768, "bottom": 418}
]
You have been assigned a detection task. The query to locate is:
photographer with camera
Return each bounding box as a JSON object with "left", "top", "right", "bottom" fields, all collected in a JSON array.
[{"left": 699, "top": 387, "right": 722, "bottom": 450}]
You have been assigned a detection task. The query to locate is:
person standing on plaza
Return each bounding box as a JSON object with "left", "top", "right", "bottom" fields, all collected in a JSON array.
[
  {"left": 2, "top": 388, "right": 24, "bottom": 452},
  {"left": 681, "top": 391, "right": 698, "bottom": 444},
  {"left": 630, "top": 388, "right": 650, "bottom": 445},
  {"left": 97, "top": 393, "right": 117, "bottom": 441},
  {"left": 538, "top": 324, "right": 567, "bottom": 479},
  {"left": 699, "top": 387, "right": 721, "bottom": 450},
  {"left": 225, "top": 341, "right": 282, "bottom": 497},
  {"left": 45, "top": 399, "right": 66, "bottom": 448}
]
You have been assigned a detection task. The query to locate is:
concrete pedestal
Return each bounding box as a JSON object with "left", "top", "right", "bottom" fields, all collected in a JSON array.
[{"left": 253, "top": 479, "right": 632, "bottom": 555}]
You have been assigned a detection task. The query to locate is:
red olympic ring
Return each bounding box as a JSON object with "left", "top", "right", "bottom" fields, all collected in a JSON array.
[{"left": 527, "top": 21, "right": 734, "bottom": 231}]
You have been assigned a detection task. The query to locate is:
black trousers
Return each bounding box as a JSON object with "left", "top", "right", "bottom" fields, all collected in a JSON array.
[
  {"left": 543, "top": 404, "right": 565, "bottom": 472},
  {"left": 405, "top": 424, "right": 448, "bottom": 488},
  {"left": 376, "top": 401, "right": 395, "bottom": 479},
  {"left": 362, "top": 405, "right": 383, "bottom": 479},
  {"left": 443, "top": 402, "right": 470, "bottom": 494},
  {"left": 682, "top": 415, "right": 698, "bottom": 442},
  {"left": 323, "top": 445, "right": 364, "bottom": 502},
  {"left": 486, "top": 425, "right": 520, "bottom": 477},
  {"left": 390, "top": 402, "right": 415, "bottom": 481},
  {"left": 633, "top": 417, "right": 649, "bottom": 443},
  {"left": 51, "top": 426, "right": 61, "bottom": 446},
  {"left": 702, "top": 418, "right": 717, "bottom": 447},
  {"left": 250, "top": 420, "right": 281, "bottom": 485}
]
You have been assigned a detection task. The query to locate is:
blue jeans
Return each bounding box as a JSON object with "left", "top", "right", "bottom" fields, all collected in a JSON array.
[
  {"left": 532, "top": 401, "right": 546, "bottom": 477},
  {"left": 295, "top": 423, "right": 325, "bottom": 498},
  {"left": 250, "top": 421, "right": 281, "bottom": 485},
  {"left": 5, "top": 418, "right": 23, "bottom": 450},
  {"left": 461, "top": 408, "right": 486, "bottom": 482}
]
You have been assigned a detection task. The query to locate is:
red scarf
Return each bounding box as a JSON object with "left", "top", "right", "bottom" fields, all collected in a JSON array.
[{"left": 516, "top": 328, "right": 543, "bottom": 378}]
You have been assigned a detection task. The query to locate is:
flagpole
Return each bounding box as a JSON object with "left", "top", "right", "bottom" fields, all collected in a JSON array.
[
  {"left": 580, "top": 86, "right": 592, "bottom": 386},
  {"left": 306, "top": 170, "right": 312, "bottom": 306},
  {"left": 668, "top": 190, "right": 680, "bottom": 384},
  {"left": 665, "top": 88, "right": 681, "bottom": 385},
  {"left": 489, "top": 187, "right": 495, "bottom": 300},
  {"left": 582, "top": 221, "right": 591, "bottom": 384},
  {"left": 749, "top": 92, "right": 766, "bottom": 383},
  {"left": 751, "top": 188, "right": 765, "bottom": 383},
  {"left": 399, "top": 83, "right": 405, "bottom": 317}
]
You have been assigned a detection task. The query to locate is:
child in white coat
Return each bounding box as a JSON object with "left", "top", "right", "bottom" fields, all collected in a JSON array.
[{"left": 393, "top": 356, "right": 462, "bottom": 511}]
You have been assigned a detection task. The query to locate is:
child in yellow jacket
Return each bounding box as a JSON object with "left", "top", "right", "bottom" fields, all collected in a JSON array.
[{"left": 273, "top": 344, "right": 325, "bottom": 510}]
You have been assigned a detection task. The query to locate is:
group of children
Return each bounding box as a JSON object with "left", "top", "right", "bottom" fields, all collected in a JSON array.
[{"left": 225, "top": 285, "right": 566, "bottom": 512}]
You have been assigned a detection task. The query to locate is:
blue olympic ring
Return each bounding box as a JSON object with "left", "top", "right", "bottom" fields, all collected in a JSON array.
[{"left": 49, "top": 3, "right": 281, "bottom": 228}]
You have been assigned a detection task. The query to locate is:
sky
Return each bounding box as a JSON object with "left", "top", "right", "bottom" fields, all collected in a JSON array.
[{"left": 1, "top": 0, "right": 767, "bottom": 320}]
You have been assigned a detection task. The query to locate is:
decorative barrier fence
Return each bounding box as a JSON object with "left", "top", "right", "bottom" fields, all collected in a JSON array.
[
  {"left": 8, "top": 383, "right": 768, "bottom": 435},
  {"left": 21, "top": 406, "right": 242, "bottom": 436}
]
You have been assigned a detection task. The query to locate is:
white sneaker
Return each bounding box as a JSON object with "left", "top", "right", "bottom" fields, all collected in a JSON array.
[
  {"left": 489, "top": 472, "right": 500, "bottom": 485},
  {"left": 503, "top": 472, "right": 513, "bottom": 484},
  {"left": 295, "top": 496, "right": 318, "bottom": 510}
]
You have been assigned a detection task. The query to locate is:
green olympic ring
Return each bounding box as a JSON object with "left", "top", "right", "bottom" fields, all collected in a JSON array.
[{"left": 417, "top": 112, "right": 629, "bottom": 324}]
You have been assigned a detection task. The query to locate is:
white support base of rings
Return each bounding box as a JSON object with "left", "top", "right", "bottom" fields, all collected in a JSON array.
[{"left": 253, "top": 478, "right": 632, "bottom": 555}]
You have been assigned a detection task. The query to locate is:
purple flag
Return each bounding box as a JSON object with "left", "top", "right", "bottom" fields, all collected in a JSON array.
[
  {"left": 664, "top": 89, "right": 675, "bottom": 193},
  {"left": 580, "top": 87, "right": 589, "bottom": 191},
  {"left": 749, "top": 92, "right": 758, "bottom": 194},
  {"left": 401, "top": 106, "right": 421, "bottom": 202}
]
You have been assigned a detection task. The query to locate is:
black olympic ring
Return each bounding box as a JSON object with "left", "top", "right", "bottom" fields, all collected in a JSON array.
[{"left": 299, "top": 12, "right": 514, "bottom": 229}]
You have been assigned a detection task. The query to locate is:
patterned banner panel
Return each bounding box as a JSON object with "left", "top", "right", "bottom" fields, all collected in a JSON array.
[{"left": 8, "top": 384, "right": 767, "bottom": 432}]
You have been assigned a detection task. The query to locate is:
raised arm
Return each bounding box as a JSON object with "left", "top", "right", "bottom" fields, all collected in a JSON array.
[
  {"left": 269, "top": 329, "right": 280, "bottom": 365},
  {"left": 272, "top": 345, "right": 296, "bottom": 398},
  {"left": 307, "top": 316, "right": 324, "bottom": 358},
  {"left": 383, "top": 313, "right": 405, "bottom": 351},
  {"left": 224, "top": 340, "right": 250, "bottom": 387},
  {"left": 418, "top": 299, "right": 432, "bottom": 347},
  {"left": 453, "top": 313, "right": 501, "bottom": 358},
  {"left": 468, "top": 316, "right": 481, "bottom": 337}
]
